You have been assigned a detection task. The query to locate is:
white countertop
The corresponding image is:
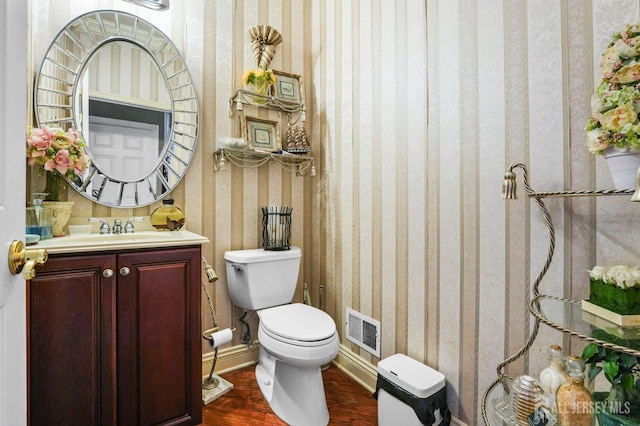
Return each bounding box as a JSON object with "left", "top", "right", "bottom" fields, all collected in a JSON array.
[{"left": 33, "top": 230, "right": 209, "bottom": 254}]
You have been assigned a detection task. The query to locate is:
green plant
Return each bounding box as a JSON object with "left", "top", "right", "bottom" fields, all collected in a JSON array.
[
  {"left": 582, "top": 343, "right": 640, "bottom": 416},
  {"left": 588, "top": 265, "right": 640, "bottom": 315}
]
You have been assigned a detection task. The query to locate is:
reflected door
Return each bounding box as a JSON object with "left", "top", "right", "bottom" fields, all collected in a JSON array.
[{"left": 89, "top": 117, "right": 160, "bottom": 204}]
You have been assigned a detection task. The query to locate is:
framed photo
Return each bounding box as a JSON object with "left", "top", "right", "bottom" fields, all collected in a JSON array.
[
  {"left": 272, "top": 70, "right": 304, "bottom": 104},
  {"left": 242, "top": 116, "right": 281, "bottom": 151}
]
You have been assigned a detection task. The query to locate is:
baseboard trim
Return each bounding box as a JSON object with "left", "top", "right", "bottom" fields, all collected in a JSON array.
[
  {"left": 201, "top": 341, "right": 259, "bottom": 376},
  {"left": 331, "top": 344, "right": 378, "bottom": 393},
  {"left": 200, "top": 343, "right": 379, "bottom": 389}
]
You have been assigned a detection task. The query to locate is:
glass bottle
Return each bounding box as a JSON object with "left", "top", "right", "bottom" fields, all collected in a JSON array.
[
  {"left": 150, "top": 198, "right": 185, "bottom": 231},
  {"left": 556, "top": 355, "right": 593, "bottom": 426},
  {"left": 25, "top": 193, "right": 52, "bottom": 240},
  {"left": 511, "top": 375, "right": 544, "bottom": 426},
  {"left": 540, "top": 344, "right": 568, "bottom": 407}
]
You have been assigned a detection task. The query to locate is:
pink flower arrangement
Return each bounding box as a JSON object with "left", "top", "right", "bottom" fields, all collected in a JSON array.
[{"left": 26, "top": 126, "right": 89, "bottom": 179}]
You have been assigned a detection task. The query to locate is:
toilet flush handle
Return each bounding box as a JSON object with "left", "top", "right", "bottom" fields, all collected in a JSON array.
[{"left": 231, "top": 264, "right": 244, "bottom": 273}]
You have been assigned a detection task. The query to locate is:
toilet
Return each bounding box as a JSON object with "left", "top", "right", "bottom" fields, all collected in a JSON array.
[{"left": 224, "top": 246, "right": 339, "bottom": 426}]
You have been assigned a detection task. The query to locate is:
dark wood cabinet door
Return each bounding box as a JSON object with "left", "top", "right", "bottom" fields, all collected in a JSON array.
[
  {"left": 116, "top": 247, "right": 202, "bottom": 426},
  {"left": 28, "top": 253, "right": 117, "bottom": 426}
]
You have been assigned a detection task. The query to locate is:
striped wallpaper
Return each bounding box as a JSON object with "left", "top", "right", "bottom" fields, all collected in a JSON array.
[
  {"left": 27, "top": 1, "right": 640, "bottom": 424},
  {"left": 86, "top": 41, "right": 171, "bottom": 109}
]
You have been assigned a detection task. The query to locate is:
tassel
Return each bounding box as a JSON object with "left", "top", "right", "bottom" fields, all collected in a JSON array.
[{"left": 501, "top": 170, "right": 517, "bottom": 199}]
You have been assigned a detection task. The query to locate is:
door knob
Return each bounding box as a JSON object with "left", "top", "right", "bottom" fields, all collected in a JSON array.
[
  {"left": 119, "top": 267, "right": 130, "bottom": 276},
  {"left": 103, "top": 268, "right": 114, "bottom": 278},
  {"left": 8, "top": 240, "right": 48, "bottom": 280}
]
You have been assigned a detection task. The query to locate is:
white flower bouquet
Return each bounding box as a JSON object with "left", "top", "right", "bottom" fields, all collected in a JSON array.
[{"left": 588, "top": 264, "right": 640, "bottom": 315}]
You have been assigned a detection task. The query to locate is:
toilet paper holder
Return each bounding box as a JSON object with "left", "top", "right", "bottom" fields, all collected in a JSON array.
[{"left": 202, "top": 327, "right": 236, "bottom": 348}]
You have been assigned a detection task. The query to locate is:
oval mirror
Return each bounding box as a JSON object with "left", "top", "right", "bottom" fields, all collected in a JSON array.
[{"left": 34, "top": 10, "right": 199, "bottom": 208}]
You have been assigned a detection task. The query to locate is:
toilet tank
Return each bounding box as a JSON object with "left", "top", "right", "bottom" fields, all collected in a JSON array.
[{"left": 224, "top": 247, "right": 301, "bottom": 310}]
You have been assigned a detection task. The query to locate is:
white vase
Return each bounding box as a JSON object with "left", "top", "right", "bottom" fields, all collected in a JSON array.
[
  {"left": 43, "top": 201, "right": 74, "bottom": 237},
  {"left": 603, "top": 147, "right": 640, "bottom": 190}
]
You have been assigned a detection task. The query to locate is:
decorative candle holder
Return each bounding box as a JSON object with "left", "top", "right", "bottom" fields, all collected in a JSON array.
[{"left": 261, "top": 206, "right": 292, "bottom": 250}]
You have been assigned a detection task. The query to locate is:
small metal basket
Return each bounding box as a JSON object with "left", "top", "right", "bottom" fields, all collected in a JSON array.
[{"left": 262, "top": 206, "right": 292, "bottom": 250}]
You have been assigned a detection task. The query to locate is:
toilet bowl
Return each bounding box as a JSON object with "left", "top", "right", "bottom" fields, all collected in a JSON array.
[
  {"left": 256, "top": 303, "right": 339, "bottom": 425},
  {"left": 224, "top": 247, "right": 339, "bottom": 426},
  {"left": 258, "top": 303, "right": 339, "bottom": 367}
]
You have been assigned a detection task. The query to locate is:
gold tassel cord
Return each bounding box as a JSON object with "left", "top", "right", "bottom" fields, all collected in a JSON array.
[{"left": 501, "top": 170, "right": 517, "bottom": 199}]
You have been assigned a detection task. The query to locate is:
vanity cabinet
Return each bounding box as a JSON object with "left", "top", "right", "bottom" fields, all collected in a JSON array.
[{"left": 27, "top": 245, "right": 202, "bottom": 426}]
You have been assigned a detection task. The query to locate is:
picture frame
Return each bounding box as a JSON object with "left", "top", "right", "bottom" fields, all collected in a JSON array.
[
  {"left": 272, "top": 70, "right": 304, "bottom": 104},
  {"left": 242, "top": 116, "right": 281, "bottom": 151}
]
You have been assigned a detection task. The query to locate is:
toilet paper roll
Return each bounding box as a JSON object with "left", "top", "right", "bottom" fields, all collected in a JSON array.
[{"left": 209, "top": 328, "right": 233, "bottom": 348}]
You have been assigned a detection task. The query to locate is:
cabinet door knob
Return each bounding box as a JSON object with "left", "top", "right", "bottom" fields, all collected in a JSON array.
[
  {"left": 102, "top": 268, "right": 114, "bottom": 278},
  {"left": 119, "top": 267, "right": 130, "bottom": 276}
]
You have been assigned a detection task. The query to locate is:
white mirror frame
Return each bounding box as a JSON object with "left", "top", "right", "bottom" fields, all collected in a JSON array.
[{"left": 34, "top": 10, "right": 199, "bottom": 208}]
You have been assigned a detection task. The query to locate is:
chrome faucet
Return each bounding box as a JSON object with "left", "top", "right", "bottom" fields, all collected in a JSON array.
[
  {"left": 88, "top": 218, "right": 110, "bottom": 234},
  {"left": 124, "top": 217, "right": 145, "bottom": 233},
  {"left": 112, "top": 219, "right": 123, "bottom": 234}
]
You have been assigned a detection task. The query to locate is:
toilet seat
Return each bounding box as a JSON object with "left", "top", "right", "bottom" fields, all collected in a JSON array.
[{"left": 259, "top": 303, "right": 337, "bottom": 347}]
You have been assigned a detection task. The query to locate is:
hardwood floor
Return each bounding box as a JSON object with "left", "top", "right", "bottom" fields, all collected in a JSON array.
[{"left": 202, "top": 365, "right": 378, "bottom": 425}]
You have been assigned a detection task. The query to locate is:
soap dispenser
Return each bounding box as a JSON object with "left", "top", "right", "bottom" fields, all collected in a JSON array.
[{"left": 26, "top": 193, "right": 52, "bottom": 240}]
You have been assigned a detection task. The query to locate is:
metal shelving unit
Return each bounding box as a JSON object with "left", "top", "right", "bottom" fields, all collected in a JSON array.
[
  {"left": 213, "top": 148, "right": 314, "bottom": 176},
  {"left": 481, "top": 163, "right": 639, "bottom": 425},
  {"left": 228, "top": 89, "right": 305, "bottom": 119},
  {"left": 220, "top": 89, "right": 313, "bottom": 175}
]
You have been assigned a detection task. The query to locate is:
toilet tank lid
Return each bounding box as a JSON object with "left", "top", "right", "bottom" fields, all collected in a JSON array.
[
  {"left": 377, "top": 354, "right": 445, "bottom": 398},
  {"left": 224, "top": 246, "right": 301, "bottom": 263}
]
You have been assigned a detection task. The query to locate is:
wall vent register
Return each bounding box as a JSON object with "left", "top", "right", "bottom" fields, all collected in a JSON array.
[{"left": 346, "top": 307, "right": 381, "bottom": 358}]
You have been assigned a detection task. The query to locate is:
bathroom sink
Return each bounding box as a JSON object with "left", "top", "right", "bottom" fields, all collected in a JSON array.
[
  {"left": 35, "top": 230, "right": 209, "bottom": 254},
  {"left": 62, "top": 231, "right": 174, "bottom": 243}
]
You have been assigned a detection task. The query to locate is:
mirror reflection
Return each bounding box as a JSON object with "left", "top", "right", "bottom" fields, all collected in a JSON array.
[
  {"left": 78, "top": 40, "right": 171, "bottom": 191},
  {"left": 34, "top": 10, "right": 199, "bottom": 208}
]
